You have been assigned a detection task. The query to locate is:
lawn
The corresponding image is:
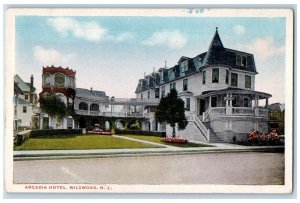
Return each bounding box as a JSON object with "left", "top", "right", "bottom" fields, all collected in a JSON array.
[
  {"left": 122, "top": 135, "right": 213, "bottom": 148},
  {"left": 15, "top": 134, "right": 161, "bottom": 150}
]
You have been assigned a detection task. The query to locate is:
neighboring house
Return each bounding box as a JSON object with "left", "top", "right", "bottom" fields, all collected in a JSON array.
[
  {"left": 13, "top": 82, "right": 23, "bottom": 131},
  {"left": 13, "top": 74, "right": 38, "bottom": 130},
  {"left": 268, "top": 103, "right": 285, "bottom": 134},
  {"left": 135, "top": 28, "right": 272, "bottom": 142},
  {"left": 39, "top": 66, "right": 109, "bottom": 129}
]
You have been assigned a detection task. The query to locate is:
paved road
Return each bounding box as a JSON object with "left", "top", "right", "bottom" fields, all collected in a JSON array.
[{"left": 14, "top": 152, "right": 284, "bottom": 185}]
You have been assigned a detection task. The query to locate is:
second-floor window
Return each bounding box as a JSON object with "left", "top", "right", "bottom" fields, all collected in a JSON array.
[
  {"left": 23, "top": 106, "right": 27, "bottom": 113},
  {"left": 231, "top": 73, "right": 238, "bottom": 87},
  {"left": 141, "top": 93, "right": 143, "bottom": 100},
  {"left": 155, "top": 88, "right": 160, "bottom": 98},
  {"left": 202, "top": 70, "right": 206, "bottom": 84},
  {"left": 183, "top": 79, "right": 188, "bottom": 91},
  {"left": 170, "top": 82, "right": 176, "bottom": 91},
  {"left": 212, "top": 68, "right": 219, "bottom": 83},
  {"left": 25, "top": 95, "right": 28, "bottom": 100},
  {"left": 226, "top": 70, "right": 229, "bottom": 84},
  {"left": 245, "top": 75, "right": 251, "bottom": 89},
  {"left": 161, "top": 86, "right": 165, "bottom": 97},
  {"left": 147, "top": 91, "right": 150, "bottom": 99}
]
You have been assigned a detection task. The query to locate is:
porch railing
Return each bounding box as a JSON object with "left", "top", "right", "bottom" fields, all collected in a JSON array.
[
  {"left": 232, "top": 107, "right": 254, "bottom": 115},
  {"left": 210, "top": 107, "right": 226, "bottom": 115}
]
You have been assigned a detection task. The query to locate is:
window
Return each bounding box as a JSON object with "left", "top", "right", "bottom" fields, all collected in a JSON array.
[
  {"left": 245, "top": 75, "right": 251, "bottom": 89},
  {"left": 212, "top": 68, "right": 219, "bottom": 83},
  {"left": 202, "top": 70, "right": 206, "bottom": 84},
  {"left": 43, "top": 73, "right": 51, "bottom": 86},
  {"left": 181, "top": 61, "right": 188, "bottom": 72},
  {"left": 226, "top": 70, "right": 229, "bottom": 84},
  {"left": 161, "top": 86, "right": 165, "bottom": 97},
  {"left": 147, "top": 91, "right": 150, "bottom": 99},
  {"left": 25, "top": 95, "right": 28, "bottom": 100},
  {"left": 231, "top": 73, "right": 238, "bottom": 87},
  {"left": 155, "top": 88, "right": 160, "bottom": 98},
  {"left": 186, "top": 98, "right": 190, "bottom": 111},
  {"left": 160, "top": 72, "right": 164, "bottom": 81},
  {"left": 170, "top": 82, "right": 176, "bottom": 91},
  {"left": 183, "top": 79, "right": 188, "bottom": 91},
  {"left": 23, "top": 106, "right": 27, "bottom": 113},
  {"left": 54, "top": 74, "right": 65, "bottom": 87},
  {"left": 90, "top": 103, "right": 99, "bottom": 111},
  {"left": 141, "top": 93, "right": 143, "bottom": 100},
  {"left": 79, "top": 102, "right": 88, "bottom": 110},
  {"left": 236, "top": 55, "right": 247, "bottom": 67}
]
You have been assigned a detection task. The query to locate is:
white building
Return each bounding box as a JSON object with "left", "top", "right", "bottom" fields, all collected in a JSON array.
[
  {"left": 135, "top": 28, "right": 271, "bottom": 142},
  {"left": 13, "top": 74, "right": 38, "bottom": 130}
]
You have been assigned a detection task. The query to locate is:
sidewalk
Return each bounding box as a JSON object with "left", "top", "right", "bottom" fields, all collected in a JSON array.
[{"left": 13, "top": 135, "right": 284, "bottom": 160}]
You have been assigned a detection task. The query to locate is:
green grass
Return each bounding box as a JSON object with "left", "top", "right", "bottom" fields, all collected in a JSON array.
[
  {"left": 122, "top": 135, "right": 213, "bottom": 148},
  {"left": 15, "top": 134, "right": 161, "bottom": 150}
]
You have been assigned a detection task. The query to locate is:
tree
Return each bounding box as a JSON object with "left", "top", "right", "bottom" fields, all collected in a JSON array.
[
  {"left": 39, "top": 93, "right": 67, "bottom": 121},
  {"left": 155, "top": 89, "right": 188, "bottom": 137}
]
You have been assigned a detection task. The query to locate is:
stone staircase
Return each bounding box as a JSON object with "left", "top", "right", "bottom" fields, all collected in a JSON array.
[{"left": 200, "top": 117, "right": 225, "bottom": 143}]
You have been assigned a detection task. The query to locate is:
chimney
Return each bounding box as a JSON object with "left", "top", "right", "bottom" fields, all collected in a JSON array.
[
  {"left": 30, "top": 75, "right": 34, "bottom": 103},
  {"left": 30, "top": 75, "right": 34, "bottom": 92},
  {"left": 90, "top": 87, "right": 93, "bottom": 91}
]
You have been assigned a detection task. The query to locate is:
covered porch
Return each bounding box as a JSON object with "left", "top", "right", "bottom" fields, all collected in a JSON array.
[{"left": 195, "top": 88, "right": 272, "bottom": 121}]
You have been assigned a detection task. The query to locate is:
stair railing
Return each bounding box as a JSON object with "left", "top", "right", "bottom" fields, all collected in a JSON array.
[{"left": 193, "top": 114, "right": 210, "bottom": 142}]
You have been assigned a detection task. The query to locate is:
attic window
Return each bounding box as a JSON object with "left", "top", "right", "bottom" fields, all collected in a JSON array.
[
  {"left": 180, "top": 61, "right": 188, "bottom": 72},
  {"left": 236, "top": 55, "right": 247, "bottom": 67}
]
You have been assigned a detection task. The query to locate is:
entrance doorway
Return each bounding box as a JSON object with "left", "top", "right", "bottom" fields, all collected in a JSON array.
[
  {"left": 78, "top": 117, "right": 86, "bottom": 128},
  {"left": 199, "top": 99, "right": 206, "bottom": 115}
]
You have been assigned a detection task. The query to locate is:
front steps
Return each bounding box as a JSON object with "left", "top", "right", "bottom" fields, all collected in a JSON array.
[{"left": 199, "top": 117, "right": 225, "bottom": 143}]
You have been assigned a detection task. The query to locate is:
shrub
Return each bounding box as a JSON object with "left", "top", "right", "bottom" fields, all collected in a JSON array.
[
  {"left": 30, "top": 129, "right": 83, "bottom": 138},
  {"left": 115, "top": 129, "right": 166, "bottom": 137},
  {"left": 14, "top": 130, "right": 31, "bottom": 146}
]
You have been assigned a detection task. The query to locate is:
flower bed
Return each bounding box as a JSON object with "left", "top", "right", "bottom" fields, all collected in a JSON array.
[
  {"left": 239, "top": 129, "right": 283, "bottom": 146},
  {"left": 161, "top": 136, "right": 188, "bottom": 143},
  {"left": 86, "top": 130, "right": 112, "bottom": 135}
]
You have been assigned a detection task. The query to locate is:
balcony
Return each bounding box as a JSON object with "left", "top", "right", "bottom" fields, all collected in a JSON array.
[{"left": 75, "top": 110, "right": 144, "bottom": 118}]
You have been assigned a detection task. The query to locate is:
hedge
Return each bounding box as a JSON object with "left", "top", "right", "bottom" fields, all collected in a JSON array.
[
  {"left": 30, "top": 129, "right": 83, "bottom": 138},
  {"left": 115, "top": 129, "right": 166, "bottom": 137},
  {"left": 14, "top": 129, "right": 83, "bottom": 146}
]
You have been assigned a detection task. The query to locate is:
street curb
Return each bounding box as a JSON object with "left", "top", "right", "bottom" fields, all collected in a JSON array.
[{"left": 13, "top": 147, "right": 284, "bottom": 161}]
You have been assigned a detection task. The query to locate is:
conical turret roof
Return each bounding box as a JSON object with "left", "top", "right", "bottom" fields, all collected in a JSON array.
[{"left": 202, "top": 27, "right": 225, "bottom": 66}]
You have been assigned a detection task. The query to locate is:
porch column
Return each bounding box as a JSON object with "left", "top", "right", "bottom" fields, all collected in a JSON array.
[
  {"left": 209, "top": 96, "right": 211, "bottom": 108},
  {"left": 265, "top": 98, "right": 269, "bottom": 109}
]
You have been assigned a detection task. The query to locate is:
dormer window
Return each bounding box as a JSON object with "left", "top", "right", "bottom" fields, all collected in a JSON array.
[
  {"left": 160, "top": 72, "right": 164, "bottom": 81},
  {"left": 180, "top": 61, "right": 188, "bottom": 72},
  {"left": 236, "top": 54, "right": 247, "bottom": 67}
]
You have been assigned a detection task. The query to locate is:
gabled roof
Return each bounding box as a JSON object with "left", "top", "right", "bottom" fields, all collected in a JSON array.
[
  {"left": 76, "top": 88, "right": 107, "bottom": 98},
  {"left": 14, "top": 82, "right": 23, "bottom": 95},
  {"left": 14, "top": 75, "right": 31, "bottom": 92}
]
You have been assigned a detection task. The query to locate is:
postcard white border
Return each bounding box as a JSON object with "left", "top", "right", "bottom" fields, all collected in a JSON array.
[{"left": 5, "top": 8, "right": 294, "bottom": 194}]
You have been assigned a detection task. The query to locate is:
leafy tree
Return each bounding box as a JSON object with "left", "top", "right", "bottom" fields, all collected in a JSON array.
[
  {"left": 155, "top": 89, "right": 188, "bottom": 137},
  {"left": 39, "top": 93, "right": 67, "bottom": 121}
]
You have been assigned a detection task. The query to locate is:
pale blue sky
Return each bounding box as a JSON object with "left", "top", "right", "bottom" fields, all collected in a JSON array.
[{"left": 15, "top": 16, "right": 286, "bottom": 103}]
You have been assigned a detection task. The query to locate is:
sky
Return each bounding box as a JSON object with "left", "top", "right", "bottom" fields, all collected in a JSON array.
[{"left": 15, "top": 15, "right": 286, "bottom": 104}]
